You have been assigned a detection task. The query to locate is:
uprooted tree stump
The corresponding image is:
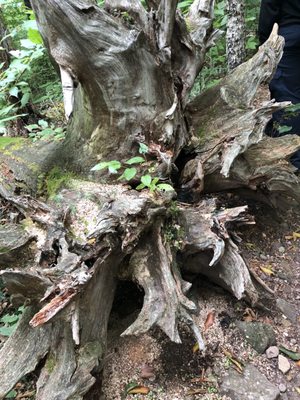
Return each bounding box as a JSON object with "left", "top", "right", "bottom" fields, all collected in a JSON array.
[{"left": 0, "top": 1, "right": 299, "bottom": 399}]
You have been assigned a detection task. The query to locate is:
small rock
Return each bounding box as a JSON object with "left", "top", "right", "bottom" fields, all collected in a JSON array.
[
  {"left": 236, "top": 321, "right": 276, "bottom": 354},
  {"left": 279, "top": 383, "right": 287, "bottom": 393},
  {"left": 266, "top": 346, "right": 279, "bottom": 359},
  {"left": 276, "top": 298, "right": 299, "bottom": 323},
  {"left": 220, "top": 364, "right": 280, "bottom": 400},
  {"left": 260, "top": 254, "right": 268, "bottom": 260},
  {"left": 278, "top": 246, "right": 285, "bottom": 253},
  {"left": 278, "top": 355, "right": 291, "bottom": 374},
  {"left": 290, "top": 338, "right": 297, "bottom": 345}
]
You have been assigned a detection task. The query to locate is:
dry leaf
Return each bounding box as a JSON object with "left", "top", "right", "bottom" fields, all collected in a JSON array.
[
  {"left": 204, "top": 310, "right": 215, "bottom": 332},
  {"left": 295, "top": 387, "right": 300, "bottom": 394},
  {"left": 260, "top": 265, "right": 275, "bottom": 276},
  {"left": 243, "top": 308, "right": 257, "bottom": 322},
  {"left": 127, "top": 386, "right": 150, "bottom": 395},
  {"left": 193, "top": 343, "right": 199, "bottom": 353},
  {"left": 223, "top": 349, "right": 244, "bottom": 373},
  {"left": 296, "top": 360, "right": 300, "bottom": 367},
  {"left": 187, "top": 388, "right": 207, "bottom": 395},
  {"left": 87, "top": 238, "right": 96, "bottom": 245},
  {"left": 285, "top": 232, "right": 300, "bottom": 241}
]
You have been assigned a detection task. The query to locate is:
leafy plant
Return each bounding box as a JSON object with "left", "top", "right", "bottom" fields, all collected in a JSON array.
[
  {"left": 0, "top": 305, "right": 24, "bottom": 337},
  {"left": 0, "top": 0, "right": 62, "bottom": 135},
  {"left": 91, "top": 143, "right": 174, "bottom": 193},
  {"left": 26, "top": 119, "right": 65, "bottom": 141}
]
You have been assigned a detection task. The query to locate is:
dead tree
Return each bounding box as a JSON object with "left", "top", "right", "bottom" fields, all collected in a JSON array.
[{"left": 0, "top": 1, "right": 299, "bottom": 398}]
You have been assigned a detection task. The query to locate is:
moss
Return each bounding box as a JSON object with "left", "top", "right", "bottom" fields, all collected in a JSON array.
[
  {"left": 0, "top": 137, "right": 26, "bottom": 151},
  {"left": 45, "top": 353, "right": 56, "bottom": 373},
  {"left": 45, "top": 166, "right": 75, "bottom": 198}
]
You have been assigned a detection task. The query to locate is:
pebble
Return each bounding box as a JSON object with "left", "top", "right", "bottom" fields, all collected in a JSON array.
[
  {"left": 290, "top": 338, "right": 297, "bottom": 345},
  {"left": 260, "top": 254, "right": 268, "bottom": 260},
  {"left": 278, "top": 246, "right": 285, "bottom": 253},
  {"left": 266, "top": 346, "right": 279, "bottom": 359},
  {"left": 279, "top": 383, "right": 287, "bottom": 393},
  {"left": 278, "top": 355, "right": 291, "bottom": 374}
]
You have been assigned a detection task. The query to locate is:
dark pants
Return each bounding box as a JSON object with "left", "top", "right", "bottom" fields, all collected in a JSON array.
[{"left": 266, "top": 24, "right": 300, "bottom": 169}]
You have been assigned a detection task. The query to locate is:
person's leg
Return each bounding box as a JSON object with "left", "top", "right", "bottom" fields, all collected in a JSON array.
[{"left": 266, "top": 25, "right": 300, "bottom": 169}]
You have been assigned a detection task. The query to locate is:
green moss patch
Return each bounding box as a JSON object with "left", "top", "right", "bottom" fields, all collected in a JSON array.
[
  {"left": 45, "top": 166, "right": 75, "bottom": 198},
  {"left": 0, "top": 137, "right": 26, "bottom": 151}
]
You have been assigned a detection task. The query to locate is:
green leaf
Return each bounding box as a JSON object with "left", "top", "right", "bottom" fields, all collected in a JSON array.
[
  {"left": 122, "top": 168, "right": 137, "bottom": 181},
  {"left": 5, "top": 389, "right": 17, "bottom": 398},
  {"left": 90, "top": 160, "right": 121, "bottom": 173},
  {"left": 38, "top": 119, "right": 48, "bottom": 128},
  {"left": 156, "top": 183, "right": 174, "bottom": 192},
  {"left": 125, "top": 381, "right": 139, "bottom": 394},
  {"left": 0, "top": 104, "right": 16, "bottom": 117},
  {"left": 151, "top": 177, "right": 159, "bottom": 186},
  {"left": 141, "top": 174, "right": 152, "bottom": 187},
  {"left": 91, "top": 162, "right": 109, "bottom": 171},
  {"left": 125, "top": 156, "right": 144, "bottom": 165},
  {"left": 9, "top": 86, "right": 18, "bottom": 98},
  {"left": 27, "top": 28, "right": 43, "bottom": 45},
  {"left": 20, "top": 39, "right": 36, "bottom": 49},
  {"left": 25, "top": 124, "right": 39, "bottom": 132},
  {"left": 139, "top": 143, "right": 148, "bottom": 154},
  {"left": 0, "top": 114, "right": 27, "bottom": 124},
  {"left": 136, "top": 183, "right": 146, "bottom": 190},
  {"left": 107, "top": 160, "right": 122, "bottom": 173},
  {"left": 0, "top": 314, "right": 19, "bottom": 324},
  {"left": 279, "top": 346, "right": 300, "bottom": 361},
  {"left": 20, "top": 92, "right": 30, "bottom": 108},
  {"left": 0, "top": 324, "right": 16, "bottom": 337},
  {"left": 278, "top": 125, "right": 292, "bottom": 134}
]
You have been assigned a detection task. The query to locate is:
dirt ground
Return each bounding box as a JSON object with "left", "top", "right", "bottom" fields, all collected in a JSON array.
[
  {"left": 102, "top": 200, "right": 300, "bottom": 400},
  {"left": 1, "top": 196, "right": 299, "bottom": 400}
]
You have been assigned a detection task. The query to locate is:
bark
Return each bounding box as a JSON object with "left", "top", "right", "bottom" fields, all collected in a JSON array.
[
  {"left": 0, "top": 3, "right": 299, "bottom": 400},
  {"left": 226, "top": 0, "right": 246, "bottom": 71},
  {"left": 0, "top": 9, "right": 11, "bottom": 70}
]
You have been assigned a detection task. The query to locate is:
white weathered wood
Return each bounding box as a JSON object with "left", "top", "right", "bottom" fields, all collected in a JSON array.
[
  {"left": 157, "top": 0, "right": 178, "bottom": 52},
  {"left": 59, "top": 66, "right": 74, "bottom": 119}
]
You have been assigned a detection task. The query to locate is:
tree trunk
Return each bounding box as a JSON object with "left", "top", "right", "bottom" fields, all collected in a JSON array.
[
  {"left": 226, "top": 0, "right": 246, "bottom": 70},
  {"left": 0, "top": 2, "right": 299, "bottom": 399},
  {"left": 0, "top": 9, "right": 11, "bottom": 70}
]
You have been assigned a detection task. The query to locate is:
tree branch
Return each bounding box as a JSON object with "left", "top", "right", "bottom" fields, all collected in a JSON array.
[{"left": 157, "top": 0, "right": 178, "bottom": 53}]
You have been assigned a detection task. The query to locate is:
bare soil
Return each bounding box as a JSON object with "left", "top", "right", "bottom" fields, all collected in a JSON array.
[{"left": 102, "top": 200, "right": 300, "bottom": 400}]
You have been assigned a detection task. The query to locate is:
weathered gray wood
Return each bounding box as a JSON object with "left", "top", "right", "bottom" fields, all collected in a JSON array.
[
  {"left": 121, "top": 221, "right": 205, "bottom": 350},
  {"left": 0, "top": 3, "right": 298, "bottom": 400},
  {"left": 183, "top": 25, "right": 300, "bottom": 204},
  {"left": 0, "top": 307, "right": 52, "bottom": 399},
  {"left": 179, "top": 199, "right": 258, "bottom": 303}
]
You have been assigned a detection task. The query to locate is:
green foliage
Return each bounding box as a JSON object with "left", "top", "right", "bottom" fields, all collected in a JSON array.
[
  {"left": 0, "top": 0, "right": 62, "bottom": 134},
  {"left": 91, "top": 144, "right": 174, "bottom": 193},
  {"left": 190, "top": 0, "right": 260, "bottom": 95},
  {"left": 5, "top": 390, "right": 17, "bottom": 399},
  {"left": 26, "top": 119, "right": 65, "bottom": 141},
  {"left": 0, "top": 305, "right": 24, "bottom": 337}
]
